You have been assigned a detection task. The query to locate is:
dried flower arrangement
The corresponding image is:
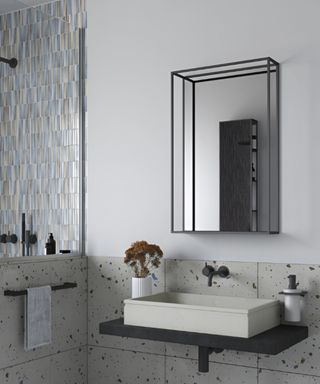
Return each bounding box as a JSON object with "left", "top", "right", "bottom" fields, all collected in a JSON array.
[{"left": 124, "top": 240, "right": 163, "bottom": 278}]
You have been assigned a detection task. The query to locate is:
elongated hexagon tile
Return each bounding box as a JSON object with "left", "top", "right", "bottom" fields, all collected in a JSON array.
[
  {"left": 258, "top": 263, "right": 320, "bottom": 376},
  {"left": 165, "top": 356, "right": 258, "bottom": 384},
  {"left": 88, "top": 346, "right": 165, "bottom": 384},
  {"left": 165, "top": 259, "right": 258, "bottom": 368},
  {"left": 88, "top": 256, "right": 165, "bottom": 354},
  {"left": 258, "top": 369, "right": 320, "bottom": 384}
]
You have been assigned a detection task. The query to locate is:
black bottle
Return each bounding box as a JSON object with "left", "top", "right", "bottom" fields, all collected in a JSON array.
[{"left": 45, "top": 233, "right": 56, "bottom": 255}]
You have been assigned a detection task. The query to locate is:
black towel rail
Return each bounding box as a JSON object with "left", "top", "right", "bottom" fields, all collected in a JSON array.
[{"left": 4, "top": 282, "right": 77, "bottom": 297}]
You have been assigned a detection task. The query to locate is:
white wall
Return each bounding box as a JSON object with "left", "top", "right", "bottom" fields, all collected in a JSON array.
[{"left": 87, "top": 0, "right": 320, "bottom": 264}]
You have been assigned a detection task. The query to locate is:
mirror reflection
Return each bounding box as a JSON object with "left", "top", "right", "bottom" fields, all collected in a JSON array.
[{"left": 172, "top": 58, "right": 279, "bottom": 233}]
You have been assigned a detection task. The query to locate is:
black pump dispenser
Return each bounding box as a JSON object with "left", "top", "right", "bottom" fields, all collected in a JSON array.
[
  {"left": 288, "top": 275, "right": 298, "bottom": 289},
  {"left": 45, "top": 233, "right": 56, "bottom": 255}
]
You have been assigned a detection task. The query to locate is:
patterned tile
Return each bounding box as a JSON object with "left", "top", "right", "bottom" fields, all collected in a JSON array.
[
  {"left": 88, "top": 346, "right": 165, "bottom": 384},
  {"left": 88, "top": 256, "right": 165, "bottom": 355},
  {"left": 0, "top": 0, "right": 86, "bottom": 258},
  {"left": 258, "top": 263, "right": 320, "bottom": 376}
]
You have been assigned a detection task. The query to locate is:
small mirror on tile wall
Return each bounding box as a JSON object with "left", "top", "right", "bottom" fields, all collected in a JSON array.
[{"left": 171, "top": 57, "right": 279, "bottom": 233}]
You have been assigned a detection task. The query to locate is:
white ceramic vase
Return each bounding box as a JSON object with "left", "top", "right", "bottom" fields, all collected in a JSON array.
[{"left": 132, "top": 276, "right": 152, "bottom": 298}]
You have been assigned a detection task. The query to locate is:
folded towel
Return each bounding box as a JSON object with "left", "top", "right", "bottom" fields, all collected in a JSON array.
[{"left": 24, "top": 286, "right": 52, "bottom": 350}]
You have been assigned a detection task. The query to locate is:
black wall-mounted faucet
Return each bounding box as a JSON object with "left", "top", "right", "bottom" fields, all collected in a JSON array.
[
  {"left": 202, "top": 263, "right": 230, "bottom": 286},
  {"left": 21, "top": 213, "right": 37, "bottom": 256}
]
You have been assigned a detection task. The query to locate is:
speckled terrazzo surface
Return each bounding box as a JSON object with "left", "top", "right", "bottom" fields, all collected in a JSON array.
[
  {"left": 0, "top": 256, "right": 87, "bottom": 383},
  {"left": 88, "top": 257, "right": 320, "bottom": 384},
  {"left": 0, "top": 255, "right": 319, "bottom": 383}
]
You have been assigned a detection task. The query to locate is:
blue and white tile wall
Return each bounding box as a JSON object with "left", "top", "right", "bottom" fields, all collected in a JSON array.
[
  {"left": 88, "top": 257, "right": 320, "bottom": 384},
  {"left": 0, "top": 0, "right": 86, "bottom": 257}
]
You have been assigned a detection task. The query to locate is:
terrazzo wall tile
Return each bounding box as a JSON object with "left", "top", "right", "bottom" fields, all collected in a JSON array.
[
  {"left": 51, "top": 346, "right": 87, "bottom": 384},
  {"left": 258, "top": 263, "right": 320, "bottom": 377},
  {"left": 258, "top": 369, "right": 320, "bottom": 384},
  {"left": 165, "top": 259, "right": 258, "bottom": 368},
  {"left": 87, "top": 258, "right": 320, "bottom": 383},
  {"left": 88, "top": 346, "right": 165, "bottom": 384},
  {"left": 165, "top": 259, "right": 258, "bottom": 297},
  {"left": 0, "top": 0, "right": 87, "bottom": 257},
  {"left": 164, "top": 344, "right": 258, "bottom": 369},
  {"left": 0, "top": 257, "right": 87, "bottom": 369},
  {"left": 0, "top": 353, "right": 51, "bottom": 384},
  {"left": 88, "top": 256, "right": 165, "bottom": 355},
  {"left": 49, "top": 257, "right": 87, "bottom": 352},
  {"left": 165, "top": 356, "right": 258, "bottom": 384},
  {"left": 0, "top": 346, "right": 87, "bottom": 384},
  {"left": 0, "top": 259, "right": 53, "bottom": 366}
]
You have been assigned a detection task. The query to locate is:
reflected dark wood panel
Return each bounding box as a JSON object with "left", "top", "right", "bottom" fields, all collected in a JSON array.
[{"left": 220, "top": 119, "right": 257, "bottom": 231}]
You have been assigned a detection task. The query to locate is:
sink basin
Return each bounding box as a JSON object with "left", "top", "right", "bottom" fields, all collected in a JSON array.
[{"left": 124, "top": 292, "right": 280, "bottom": 338}]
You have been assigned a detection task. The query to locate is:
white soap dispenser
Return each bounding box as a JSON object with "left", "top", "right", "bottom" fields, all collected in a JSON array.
[{"left": 281, "top": 275, "right": 306, "bottom": 323}]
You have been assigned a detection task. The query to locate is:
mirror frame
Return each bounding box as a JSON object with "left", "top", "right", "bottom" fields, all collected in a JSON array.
[{"left": 171, "top": 57, "right": 280, "bottom": 234}]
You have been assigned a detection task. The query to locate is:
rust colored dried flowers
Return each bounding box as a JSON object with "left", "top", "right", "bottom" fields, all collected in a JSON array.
[{"left": 124, "top": 240, "right": 163, "bottom": 278}]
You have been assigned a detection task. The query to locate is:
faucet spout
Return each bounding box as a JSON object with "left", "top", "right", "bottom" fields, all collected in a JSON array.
[
  {"left": 202, "top": 263, "right": 231, "bottom": 286},
  {"left": 207, "top": 272, "right": 214, "bottom": 287},
  {"left": 202, "top": 263, "right": 215, "bottom": 287}
]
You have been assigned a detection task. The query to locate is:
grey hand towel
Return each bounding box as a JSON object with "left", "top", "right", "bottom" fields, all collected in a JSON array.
[{"left": 24, "top": 286, "right": 52, "bottom": 350}]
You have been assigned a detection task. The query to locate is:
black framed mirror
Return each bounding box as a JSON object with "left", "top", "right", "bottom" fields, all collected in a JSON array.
[{"left": 171, "top": 57, "right": 279, "bottom": 233}]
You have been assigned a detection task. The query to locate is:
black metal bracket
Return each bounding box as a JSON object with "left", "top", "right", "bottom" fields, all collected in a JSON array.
[
  {"left": 4, "top": 282, "right": 77, "bottom": 297},
  {"left": 198, "top": 346, "right": 224, "bottom": 372}
]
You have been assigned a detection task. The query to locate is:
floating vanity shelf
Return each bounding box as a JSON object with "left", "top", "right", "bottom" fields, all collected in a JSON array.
[{"left": 100, "top": 318, "right": 308, "bottom": 373}]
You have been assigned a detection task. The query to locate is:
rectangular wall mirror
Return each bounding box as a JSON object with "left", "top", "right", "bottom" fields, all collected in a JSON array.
[{"left": 171, "top": 57, "right": 279, "bottom": 233}]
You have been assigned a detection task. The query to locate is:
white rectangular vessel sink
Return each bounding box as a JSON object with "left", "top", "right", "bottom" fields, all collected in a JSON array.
[{"left": 124, "top": 292, "right": 280, "bottom": 338}]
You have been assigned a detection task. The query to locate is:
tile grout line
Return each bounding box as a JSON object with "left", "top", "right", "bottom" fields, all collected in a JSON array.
[
  {"left": 88, "top": 344, "right": 257, "bottom": 370},
  {"left": 90, "top": 257, "right": 320, "bottom": 383},
  {"left": 89, "top": 343, "right": 320, "bottom": 380},
  {"left": 0, "top": 344, "right": 85, "bottom": 372},
  {"left": 259, "top": 367, "right": 320, "bottom": 379}
]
